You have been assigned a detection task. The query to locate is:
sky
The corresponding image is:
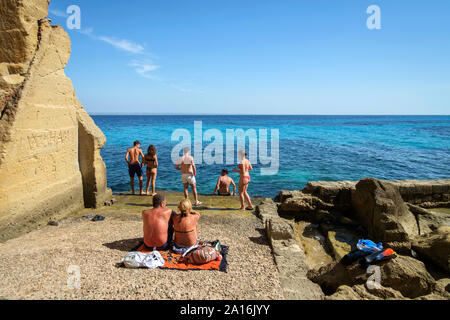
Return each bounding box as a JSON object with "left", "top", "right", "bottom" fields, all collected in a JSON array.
[{"left": 48, "top": 0, "right": 450, "bottom": 115}]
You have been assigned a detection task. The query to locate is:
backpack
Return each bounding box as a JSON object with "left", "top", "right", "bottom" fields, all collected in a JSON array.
[{"left": 184, "top": 245, "right": 221, "bottom": 265}]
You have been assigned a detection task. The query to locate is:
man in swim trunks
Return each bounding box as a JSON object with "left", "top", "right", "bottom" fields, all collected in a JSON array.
[
  {"left": 175, "top": 147, "right": 202, "bottom": 206},
  {"left": 125, "top": 140, "right": 145, "bottom": 195},
  {"left": 213, "top": 169, "right": 236, "bottom": 196},
  {"left": 142, "top": 194, "right": 175, "bottom": 250}
]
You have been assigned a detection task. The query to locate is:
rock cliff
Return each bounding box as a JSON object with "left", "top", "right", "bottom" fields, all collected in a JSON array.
[{"left": 0, "top": 0, "right": 111, "bottom": 241}]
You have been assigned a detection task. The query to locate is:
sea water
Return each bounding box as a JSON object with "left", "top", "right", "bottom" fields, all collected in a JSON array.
[{"left": 93, "top": 115, "right": 450, "bottom": 198}]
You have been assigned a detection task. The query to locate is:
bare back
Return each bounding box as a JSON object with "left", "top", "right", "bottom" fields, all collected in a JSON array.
[
  {"left": 127, "top": 147, "right": 144, "bottom": 165},
  {"left": 171, "top": 212, "right": 200, "bottom": 247},
  {"left": 218, "top": 176, "right": 233, "bottom": 193},
  {"left": 142, "top": 207, "right": 173, "bottom": 247},
  {"left": 176, "top": 155, "right": 195, "bottom": 175},
  {"left": 240, "top": 159, "right": 252, "bottom": 177}
]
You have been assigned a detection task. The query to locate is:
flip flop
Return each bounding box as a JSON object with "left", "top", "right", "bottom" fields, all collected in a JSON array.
[{"left": 245, "top": 207, "right": 255, "bottom": 211}]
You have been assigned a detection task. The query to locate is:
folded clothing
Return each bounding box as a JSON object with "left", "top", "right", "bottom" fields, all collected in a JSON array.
[{"left": 122, "top": 251, "right": 164, "bottom": 269}]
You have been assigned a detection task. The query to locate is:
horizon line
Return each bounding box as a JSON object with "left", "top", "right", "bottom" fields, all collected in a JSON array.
[{"left": 88, "top": 113, "right": 450, "bottom": 116}]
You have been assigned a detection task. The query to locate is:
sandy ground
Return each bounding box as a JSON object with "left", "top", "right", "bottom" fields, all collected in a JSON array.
[{"left": 0, "top": 193, "right": 284, "bottom": 300}]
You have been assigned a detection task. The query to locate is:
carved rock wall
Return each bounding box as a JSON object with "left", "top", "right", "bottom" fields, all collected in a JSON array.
[{"left": 0, "top": 0, "right": 111, "bottom": 241}]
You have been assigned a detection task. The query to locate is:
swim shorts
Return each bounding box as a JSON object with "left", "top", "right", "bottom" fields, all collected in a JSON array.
[
  {"left": 128, "top": 163, "right": 143, "bottom": 178},
  {"left": 181, "top": 174, "right": 196, "bottom": 185}
]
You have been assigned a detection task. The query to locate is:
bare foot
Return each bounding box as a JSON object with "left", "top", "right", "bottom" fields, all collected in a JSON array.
[{"left": 152, "top": 193, "right": 157, "bottom": 197}]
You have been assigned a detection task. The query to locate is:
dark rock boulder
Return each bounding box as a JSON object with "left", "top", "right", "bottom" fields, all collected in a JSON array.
[
  {"left": 379, "top": 255, "right": 436, "bottom": 298},
  {"left": 351, "top": 178, "right": 419, "bottom": 252},
  {"left": 308, "top": 255, "right": 436, "bottom": 299},
  {"left": 412, "top": 226, "right": 450, "bottom": 273},
  {"left": 407, "top": 203, "right": 450, "bottom": 235},
  {"left": 278, "top": 193, "right": 334, "bottom": 223}
]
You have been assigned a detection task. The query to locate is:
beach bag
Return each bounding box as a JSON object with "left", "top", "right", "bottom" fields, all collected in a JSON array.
[
  {"left": 122, "top": 251, "right": 164, "bottom": 269},
  {"left": 184, "top": 245, "right": 221, "bottom": 265}
]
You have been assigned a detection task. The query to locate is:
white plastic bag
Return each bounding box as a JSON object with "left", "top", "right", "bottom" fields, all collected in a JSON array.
[{"left": 122, "top": 251, "right": 164, "bottom": 269}]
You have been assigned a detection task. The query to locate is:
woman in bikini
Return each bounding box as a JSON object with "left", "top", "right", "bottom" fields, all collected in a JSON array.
[
  {"left": 171, "top": 199, "right": 200, "bottom": 254},
  {"left": 233, "top": 150, "right": 254, "bottom": 210},
  {"left": 143, "top": 145, "right": 158, "bottom": 196}
]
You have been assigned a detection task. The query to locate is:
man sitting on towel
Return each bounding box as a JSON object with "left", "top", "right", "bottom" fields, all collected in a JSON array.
[{"left": 142, "top": 194, "right": 175, "bottom": 250}]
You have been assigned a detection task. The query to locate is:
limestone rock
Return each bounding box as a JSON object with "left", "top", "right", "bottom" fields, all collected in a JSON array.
[
  {"left": 351, "top": 178, "right": 419, "bottom": 252},
  {"left": 326, "top": 284, "right": 406, "bottom": 300},
  {"left": 320, "top": 223, "right": 360, "bottom": 261},
  {"left": 256, "top": 199, "right": 279, "bottom": 225},
  {"left": 412, "top": 228, "right": 450, "bottom": 273},
  {"left": 308, "top": 255, "right": 436, "bottom": 299},
  {"left": 407, "top": 204, "right": 450, "bottom": 235},
  {"left": 274, "top": 190, "right": 303, "bottom": 203},
  {"left": 303, "top": 180, "right": 356, "bottom": 212},
  {"left": 278, "top": 193, "right": 333, "bottom": 222},
  {"left": 379, "top": 255, "right": 436, "bottom": 298},
  {"left": 0, "top": 0, "right": 111, "bottom": 242}
]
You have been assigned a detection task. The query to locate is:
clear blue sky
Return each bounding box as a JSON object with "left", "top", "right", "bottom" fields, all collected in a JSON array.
[{"left": 48, "top": 0, "right": 450, "bottom": 115}]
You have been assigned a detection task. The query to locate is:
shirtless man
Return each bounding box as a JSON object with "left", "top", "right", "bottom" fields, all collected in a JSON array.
[
  {"left": 213, "top": 169, "right": 236, "bottom": 196},
  {"left": 175, "top": 147, "right": 202, "bottom": 206},
  {"left": 125, "top": 141, "right": 145, "bottom": 195},
  {"left": 142, "top": 194, "right": 175, "bottom": 250}
]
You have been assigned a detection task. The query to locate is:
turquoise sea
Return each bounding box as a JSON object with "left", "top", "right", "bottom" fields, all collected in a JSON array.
[{"left": 93, "top": 115, "right": 450, "bottom": 198}]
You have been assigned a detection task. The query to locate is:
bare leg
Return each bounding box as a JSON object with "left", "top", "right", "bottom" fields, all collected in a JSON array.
[
  {"left": 130, "top": 177, "right": 135, "bottom": 195},
  {"left": 183, "top": 183, "right": 189, "bottom": 199},
  {"left": 192, "top": 184, "right": 200, "bottom": 204},
  {"left": 151, "top": 170, "right": 157, "bottom": 195},
  {"left": 145, "top": 173, "right": 151, "bottom": 195},
  {"left": 139, "top": 176, "right": 144, "bottom": 195},
  {"left": 238, "top": 179, "right": 245, "bottom": 210},
  {"left": 243, "top": 184, "right": 253, "bottom": 209}
]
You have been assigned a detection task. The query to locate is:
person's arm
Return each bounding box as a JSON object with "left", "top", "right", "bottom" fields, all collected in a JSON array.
[
  {"left": 214, "top": 177, "right": 220, "bottom": 194},
  {"left": 192, "top": 163, "right": 197, "bottom": 176},
  {"left": 154, "top": 155, "right": 158, "bottom": 168},
  {"left": 232, "top": 167, "right": 241, "bottom": 173},
  {"left": 125, "top": 149, "right": 130, "bottom": 165},
  {"left": 139, "top": 150, "right": 145, "bottom": 167},
  {"left": 248, "top": 160, "right": 253, "bottom": 171},
  {"left": 231, "top": 178, "right": 236, "bottom": 196},
  {"left": 175, "top": 158, "right": 181, "bottom": 170}
]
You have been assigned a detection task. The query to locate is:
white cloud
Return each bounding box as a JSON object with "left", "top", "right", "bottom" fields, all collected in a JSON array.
[
  {"left": 98, "top": 36, "right": 145, "bottom": 54},
  {"left": 76, "top": 27, "right": 193, "bottom": 93},
  {"left": 79, "top": 27, "right": 94, "bottom": 36},
  {"left": 129, "top": 60, "right": 160, "bottom": 79},
  {"left": 49, "top": 9, "right": 67, "bottom": 18}
]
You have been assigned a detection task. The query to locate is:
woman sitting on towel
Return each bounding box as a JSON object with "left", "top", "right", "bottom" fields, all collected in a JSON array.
[{"left": 171, "top": 199, "right": 200, "bottom": 254}]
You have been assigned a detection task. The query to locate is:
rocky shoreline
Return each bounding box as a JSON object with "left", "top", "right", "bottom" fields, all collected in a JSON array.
[{"left": 257, "top": 178, "right": 450, "bottom": 300}]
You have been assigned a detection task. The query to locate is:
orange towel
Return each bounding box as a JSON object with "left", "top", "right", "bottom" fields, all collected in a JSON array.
[{"left": 136, "top": 243, "right": 228, "bottom": 272}]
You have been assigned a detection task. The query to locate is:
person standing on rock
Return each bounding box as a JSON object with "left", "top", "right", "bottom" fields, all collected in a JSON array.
[
  {"left": 125, "top": 141, "right": 145, "bottom": 195},
  {"left": 233, "top": 150, "right": 254, "bottom": 210},
  {"left": 175, "top": 147, "right": 202, "bottom": 206},
  {"left": 143, "top": 145, "right": 158, "bottom": 196}
]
